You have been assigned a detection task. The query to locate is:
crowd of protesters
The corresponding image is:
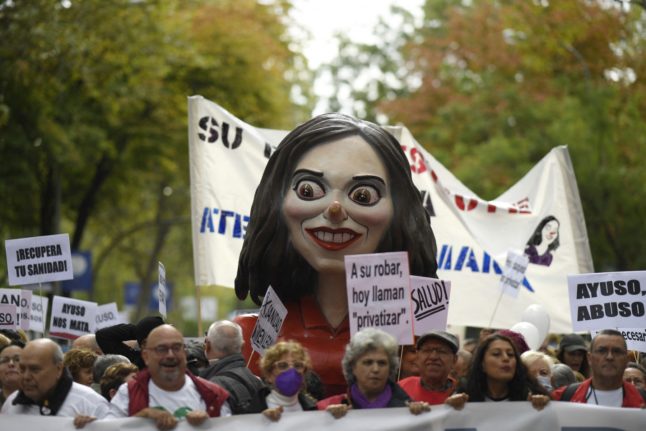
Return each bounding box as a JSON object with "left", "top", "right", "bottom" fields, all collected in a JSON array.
[{"left": 0, "top": 317, "right": 644, "bottom": 429}]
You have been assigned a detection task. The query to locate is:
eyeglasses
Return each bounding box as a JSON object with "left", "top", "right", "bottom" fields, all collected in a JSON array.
[
  {"left": 0, "top": 355, "right": 20, "bottom": 365},
  {"left": 591, "top": 347, "right": 627, "bottom": 357},
  {"left": 274, "top": 360, "right": 306, "bottom": 372},
  {"left": 418, "top": 347, "right": 452, "bottom": 356},
  {"left": 148, "top": 343, "right": 185, "bottom": 355}
]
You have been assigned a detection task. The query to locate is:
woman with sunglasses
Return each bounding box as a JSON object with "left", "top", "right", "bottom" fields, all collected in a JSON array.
[{"left": 256, "top": 341, "right": 317, "bottom": 421}]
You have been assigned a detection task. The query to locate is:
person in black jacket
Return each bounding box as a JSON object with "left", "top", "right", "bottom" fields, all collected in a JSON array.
[
  {"left": 95, "top": 316, "right": 164, "bottom": 369},
  {"left": 201, "top": 320, "right": 267, "bottom": 414}
]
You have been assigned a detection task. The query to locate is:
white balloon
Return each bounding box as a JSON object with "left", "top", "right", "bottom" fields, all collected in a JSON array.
[
  {"left": 510, "top": 321, "right": 540, "bottom": 351},
  {"left": 521, "top": 304, "right": 551, "bottom": 343}
]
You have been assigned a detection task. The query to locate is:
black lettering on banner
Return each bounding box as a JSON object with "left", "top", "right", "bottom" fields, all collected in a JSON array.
[
  {"left": 353, "top": 308, "right": 407, "bottom": 331},
  {"left": 53, "top": 317, "right": 67, "bottom": 329},
  {"left": 259, "top": 301, "right": 282, "bottom": 333},
  {"left": 0, "top": 295, "right": 20, "bottom": 307},
  {"left": 373, "top": 261, "right": 402, "bottom": 277},
  {"left": 577, "top": 301, "right": 645, "bottom": 321},
  {"left": 412, "top": 281, "right": 449, "bottom": 319},
  {"left": 0, "top": 312, "right": 15, "bottom": 324},
  {"left": 197, "top": 117, "right": 243, "bottom": 149},
  {"left": 350, "top": 263, "right": 358, "bottom": 279}
]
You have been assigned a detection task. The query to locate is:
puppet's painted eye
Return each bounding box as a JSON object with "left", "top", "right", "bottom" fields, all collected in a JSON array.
[
  {"left": 294, "top": 180, "right": 325, "bottom": 200},
  {"left": 349, "top": 185, "right": 380, "bottom": 206}
]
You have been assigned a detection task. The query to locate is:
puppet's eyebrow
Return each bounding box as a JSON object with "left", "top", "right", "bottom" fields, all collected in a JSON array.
[
  {"left": 352, "top": 175, "right": 386, "bottom": 185},
  {"left": 292, "top": 169, "right": 323, "bottom": 178}
]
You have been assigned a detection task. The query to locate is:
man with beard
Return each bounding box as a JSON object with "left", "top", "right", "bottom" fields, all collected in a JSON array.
[
  {"left": 398, "top": 331, "right": 459, "bottom": 404},
  {"left": 106, "top": 325, "right": 231, "bottom": 429},
  {"left": 553, "top": 329, "right": 646, "bottom": 407}
]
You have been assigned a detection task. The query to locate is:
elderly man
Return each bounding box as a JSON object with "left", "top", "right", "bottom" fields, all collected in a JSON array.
[
  {"left": 398, "top": 331, "right": 459, "bottom": 404},
  {"left": 72, "top": 334, "right": 103, "bottom": 355},
  {"left": 1, "top": 338, "right": 109, "bottom": 425},
  {"left": 201, "top": 320, "right": 266, "bottom": 414},
  {"left": 106, "top": 324, "right": 230, "bottom": 429},
  {"left": 553, "top": 329, "right": 646, "bottom": 407}
]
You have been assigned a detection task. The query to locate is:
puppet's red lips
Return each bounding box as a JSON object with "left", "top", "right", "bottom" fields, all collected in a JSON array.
[{"left": 305, "top": 227, "right": 361, "bottom": 251}]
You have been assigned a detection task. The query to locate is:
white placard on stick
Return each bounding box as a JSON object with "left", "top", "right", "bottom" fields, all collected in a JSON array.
[
  {"left": 410, "top": 276, "right": 451, "bottom": 335},
  {"left": 0, "top": 304, "right": 18, "bottom": 330},
  {"left": 158, "top": 261, "right": 167, "bottom": 318},
  {"left": 568, "top": 271, "right": 646, "bottom": 331},
  {"left": 5, "top": 234, "right": 73, "bottom": 286},
  {"left": 49, "top": 296, "right": 97, "bottom": 339},
  {"left": 250, "top": 286, "right": 287, "bottom": 356},
  {"left": 95, "top": 302, "right": 122, "bottom": 330},
  {"left": 345, "top": 251, "right": 414, "bottom": 345},
  {"left": 590, "top": 328, "right": 646, "bottom": 353},
  {"left": 29, "top": 294, "right": 49, "bottom": 333},
  {"left": 499, "top": 250, "right": 529, "bottom": 298},
  {"left": 19, "top": 289, "right": 32, "bottom": 331},
  {"left": 0, "top": 288, "right": 24, "bottom": 327}
]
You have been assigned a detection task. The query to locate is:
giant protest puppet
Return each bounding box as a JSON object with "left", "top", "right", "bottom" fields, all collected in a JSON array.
[{"left": 234, "top": 113, "right": 438, "bottom": 397}]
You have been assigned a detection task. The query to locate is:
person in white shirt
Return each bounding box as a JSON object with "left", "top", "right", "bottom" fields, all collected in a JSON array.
[{"left": 1, "top": 338, "right": 109, "bottom": 428}]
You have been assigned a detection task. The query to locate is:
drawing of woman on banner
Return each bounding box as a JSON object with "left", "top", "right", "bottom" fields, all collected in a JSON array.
[
  {"left": 234, "top": 113, "right": 438, "bottom": 397},
  {"left": 524, "top": 215, "right": 560, "bottom": 267}
]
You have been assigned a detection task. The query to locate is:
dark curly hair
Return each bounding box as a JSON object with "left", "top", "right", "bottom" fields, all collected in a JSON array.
[
  {"left": 235, "top": 113, "right": 438, "bottom": 304},
  {"left": 526, "top": 215, "right": 560, "bottom": 252}
]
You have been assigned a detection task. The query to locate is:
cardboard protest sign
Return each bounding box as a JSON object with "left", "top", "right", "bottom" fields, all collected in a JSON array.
[
  {"left": 95, "top": 302, "right": 122, "bottom": 330},
  {"left": 499, "top": 251, "right": 529, "bottom": 298},
  {"left": 49, "top": 296, "right": 97, "bottom": 339},
  {"left": 250, "top": 286, "right": 287, "bottom": 355},
  {"left": 590, "top": 328, "right": 646, "bottom": 353},
  {"left": 5, "top": 234, "right": 73, "bottom": 286},
  {"left": 410, "top": 276, "right": 451, "bottom": 335},
  {"left": 19, "top": 289, "right": 32, "bottom": 331},
  {"left": 0, "top": 304, "right": 18, "bottom": 329},
  {"left": 568, "top": 271, "right": 646, "bottom": 331},
  {"left": 0, "top": 288, "right": 27, "bottom": 328},
  {"left": 29, "top": 294, "right": 49, "bottom": 333},
  {"left": 345, "top": 252, "right": 414, "bottom": 345},
  {"left": 158, "top": 261, "right": 167, "bottom": 318}
]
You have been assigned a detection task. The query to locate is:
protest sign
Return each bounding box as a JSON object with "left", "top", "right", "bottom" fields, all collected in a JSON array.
[
  {"left": 410, "top": 276, "right": 451, "bottom": 335},
  {"left": 590, "top": 328, "right": 646, "bottom": 353},
  {"left": 568, "top": 270, "right": 646, "bottom": 331},
  {"left": 499, "top": 250, "right": 529, "bottom": 298},
  {"left": 250, "top": 286, "right": 287, "bottom": 355},
  {"left": 158, "top": 261, "right": 167, "bottom": 318},
  {"left": 49, "top": 296, "right": 97, "bottom": 339},
  {"left": 5, "top": 233, "right": 73, "bottom": 286},
  {"left": 0, "top": 304, "right": 18, "bottom": 329},
  {"left": 19, "top": 289, "right": 32, "bottom": 330},
  {"left": 29, "top": 294, "right": 49, "bottom": 333},
  {"left": 0, "top": 288, "right": 27, "bottom": 327},
  {"left": 345, "top": 252, "right": 413, "bottom": 345},
  {"left": 95, "top": 302, "right": 121, "bottom": 330}
]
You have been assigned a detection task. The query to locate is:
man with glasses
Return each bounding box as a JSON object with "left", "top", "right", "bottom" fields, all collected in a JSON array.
[
  {"left": 398, "top": 331, "right": 459, "bottom": 404},
  {"left": 106, "top": 324, "right": 231, "bottom": 429},
  {"left": 552, "top": 329, "right": 646, "bottom": 407}
]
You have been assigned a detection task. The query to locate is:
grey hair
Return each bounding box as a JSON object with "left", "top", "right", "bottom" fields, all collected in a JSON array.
[
  {"left": 93, "top": 354, "right": 130, "bottom": 382},
  {"left": 206, "top": 320, "right": 243, "bottom": 355},
  {"left": 520, "top": 350, "right": 555, "bottom": 369},
  {"left": 341, "top": 328, "right": 399, "bottom": 386},
  {"left": 551, "top": 363, "right": 576, "bottom": 389},
  {"left": 52, "top": 343, "right": 64, "bottom": 365}
]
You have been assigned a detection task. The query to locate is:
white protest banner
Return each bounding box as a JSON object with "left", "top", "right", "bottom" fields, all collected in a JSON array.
[
  {"left": 345, "top": 252, "right": 413, "bottom": 345},
  {"left": 95, "top": 302, "right": 122, "bottom": 330},
  {"left": 29, "top": 294, "right": 49, "bottom": 333},
  {"left": 188, "top": 97, "right": 593, "bottom": 332},
  {"left": 410, "top": 276, "right": 451, "bottom": 335},
  {"left": 0, "top": 304, "right": 18, "bottom": 329},
  {"left": 49, "top": 296, "right": 97, "bottom": 339},
  {"left": 158, "top": 261, "right": 167, "bottom": 318},
  {"left": 1, "top": 402, "right": 645, "bottom": 431},
  {"left": 568, "top": 270, "right": 646, "bottom": 331},
  {"left": 19, "top": 289, "right": 32, "bottom": 330},
  {"left": 590, "top": 328, "right": 646, "bottom": 353},
  {"left": 0, "top": 288, "right": 25, "bottom": 327},
  {"left": 499, "top": 250, "right": 529, "bottom": 298},
  {"left": 5, "top": 233, "right": 73, "bottom": 286},
  {"left": 250, "top": 286, "right": 287, "bottom": 355}
]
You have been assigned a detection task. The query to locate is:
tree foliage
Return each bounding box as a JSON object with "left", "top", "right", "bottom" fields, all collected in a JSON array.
[{"left": 0, "top": 0, "right": 311, "bottom": 324}]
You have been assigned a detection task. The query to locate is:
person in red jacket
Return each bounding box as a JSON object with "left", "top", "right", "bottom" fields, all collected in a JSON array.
[
  {"left": 234, "top": 113, "right": 438, "bottom": 397},
  {"left": 552, "top": 329, "right": 646, "bottom": 408},
  {"left": 105, "top": 325, "right": 230, "bottom": 429}
]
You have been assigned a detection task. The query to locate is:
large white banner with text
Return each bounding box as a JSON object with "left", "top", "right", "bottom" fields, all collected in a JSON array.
[
  {"left": 188, "top": 96, "right": 594, "bottom": 332},
  {"left": 2, "top": 403, "right": 644, "bottom": 431}
]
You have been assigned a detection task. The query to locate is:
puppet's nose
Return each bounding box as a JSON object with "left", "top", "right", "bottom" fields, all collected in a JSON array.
[{"left": 324, "top": 201, "right": 348, "bottom": 223}]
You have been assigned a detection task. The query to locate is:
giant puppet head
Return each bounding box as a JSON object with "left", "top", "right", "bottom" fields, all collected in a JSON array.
[{"left": 235, "top": 113, "right": 438, "bottom": 304}]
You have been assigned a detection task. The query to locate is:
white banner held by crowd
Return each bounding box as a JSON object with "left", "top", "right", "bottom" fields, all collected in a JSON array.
[
  {"left": 49, "top": 296, "right": 97, "bottom": 339},
  {"left": 410, "top": 276, "right": 451, "bottom": 335},
  {"left": 29, "top": 294, "right": 49, "bottom": 333},
  {"left": 345, "top": 252, "right": 413, "bottom": 344},
  {"left": 188, "top": 96, "right": 594, "bottom": 332},
  {"left": 567, "top": 271, "right": 646, "bottom": 331},
  {"left": 250, "top": 286, "right": 287, "bottom": 355},
  {"left": 5, "top": 233, "right": 73, "bottom": 286}
]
